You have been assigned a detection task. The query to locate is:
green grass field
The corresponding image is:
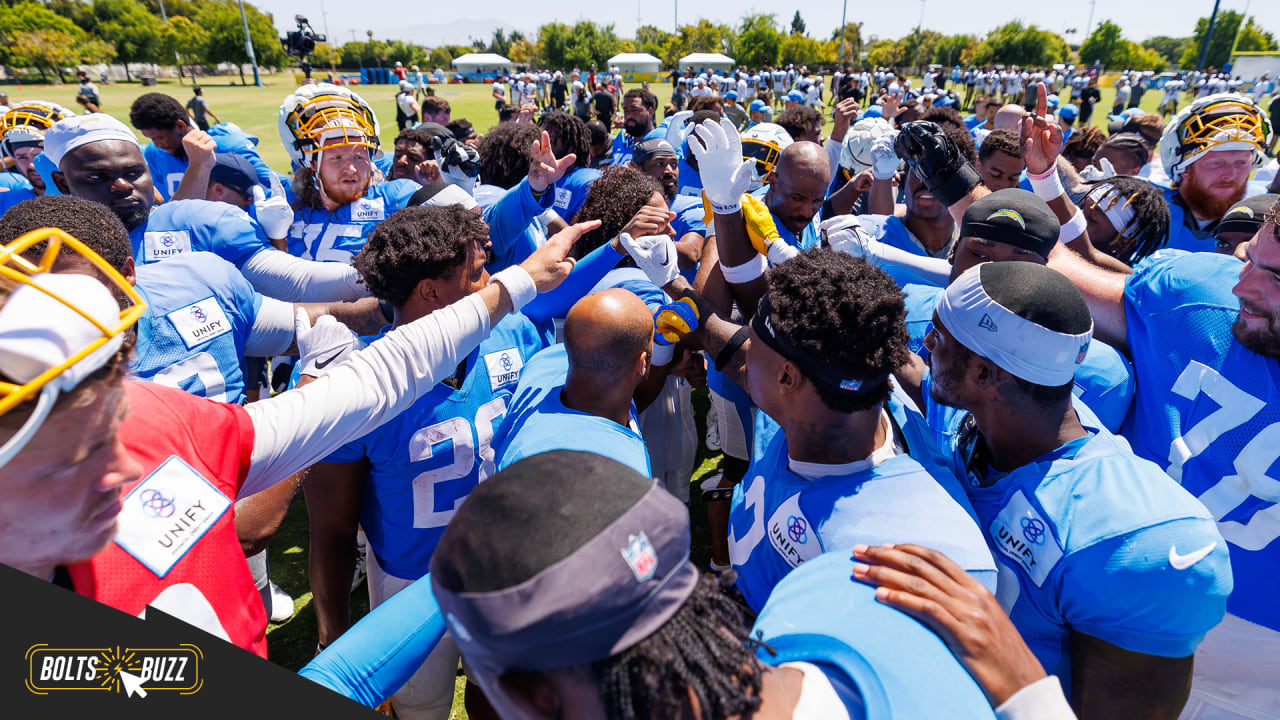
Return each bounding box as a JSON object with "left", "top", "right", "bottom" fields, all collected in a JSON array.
[{"left": 3, "top": 71, "right": 1174, "bottom": 717}]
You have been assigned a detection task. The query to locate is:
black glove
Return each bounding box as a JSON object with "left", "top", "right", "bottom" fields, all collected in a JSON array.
[{"left": 894, "top": 121, "right": 981, "bottom": 208}]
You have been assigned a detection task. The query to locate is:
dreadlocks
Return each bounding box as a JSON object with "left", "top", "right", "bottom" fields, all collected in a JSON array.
[
  {"left": 1083, "top": 176, "right": 1170, "bottom": 266},
  {"left": 537, "top": 111, "right": 590, "bottom": 170},
  {"left": 586, "top": 574, "right": 764, "bottom": 720}
]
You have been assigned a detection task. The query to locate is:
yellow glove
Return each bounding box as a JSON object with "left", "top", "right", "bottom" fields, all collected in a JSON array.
[
  {"left": 741, "top": 194, "right": 799, "bottom": 265},
  {"left": 654, "top": 297, "right": 700, "bottom": 345}
]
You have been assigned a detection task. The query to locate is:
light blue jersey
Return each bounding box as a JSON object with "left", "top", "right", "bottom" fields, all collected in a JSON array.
[
  {"left": 129, "top": 199, "right": 272, "bottom": 269},
  {"left": 1122, "top": 250, "right": 1280, "bottom": 631},
  {"left": 904, "top": 282, "right": 1136, "bottom": 431},
  {"left": 956, "top": 399, "right": 1231, "bottom": 690},
  {"left": 676, "top": 155, "right": 702, "bottom": 198},
  {"left": 1163, "top": 187, "right": 1215, "bottom": 253},
  {"left": 858, "top": 214, "right": 952, "bottom": 260},
  {"left": 325, "top": 314, "right": 545, "bottom": 580},
  {"left": 0, "top": 187, "right": 36, "bottom": 217},
  {"left": 729, "top": 386, "right": 998, "bottom": 612},
  {"left": 549, "top": 166, "right": 600, "bottom": 221},
  {"left": 493, "top": 344, "right": 651, "bottom": 476},
  {"left": 144, "top": 122, "right": 276, "bottom": 201},
  {"left": 606, "top": 131, "right": 638, "bottom": 167},
  {"left": 286, "top": 179, "right": 420, "bottom": 262},
  {"left": 753, "top": 552, "right": 999, "bottom": 719},
  {"left": 479, "top": 179, "right": 550, "bottom": 273},
  {"left": 0, "top": 171, "right": 32, "bottom": 191},
  {"left": 131, "top": 252, "right": 261, "bottom": 404}
]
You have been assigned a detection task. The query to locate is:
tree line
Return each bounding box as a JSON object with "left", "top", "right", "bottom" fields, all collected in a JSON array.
[{"left": 1, "top": 1, "right": 1275, "bottom": 86}]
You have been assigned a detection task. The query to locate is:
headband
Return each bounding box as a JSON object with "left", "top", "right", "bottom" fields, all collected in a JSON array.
[{"left": 751, "top": 293, "right": 888, "bottom": 397}]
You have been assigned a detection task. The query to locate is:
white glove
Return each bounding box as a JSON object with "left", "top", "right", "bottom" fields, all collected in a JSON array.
[
  {"left": 689, "top": 118, "right": 753, "bottom": 214},
  {"left": 295, "top": 307, "right": 359, "bottom": 378},
  {"left": 821, "top": 215, "right": 876, "bottom": 260},
  {"left": 252, "top": 173, "right": 294, "bottom": 241},
  {"left": 1079, "top": 157, "right": 1116, "bottom": 182},
  {"left": 665, "top": 110, "right": 694, "bottom": 148},
  {"left": 618, "top": 232, "right": 679, "bottom": 288},
  {"left": 869, "top": 132, "right": 901, "bottom": 181}
]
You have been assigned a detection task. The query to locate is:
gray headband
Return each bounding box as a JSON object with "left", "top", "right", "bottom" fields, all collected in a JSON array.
[{"left": 432, "top": 482, "right": 699, "bottom": 676}]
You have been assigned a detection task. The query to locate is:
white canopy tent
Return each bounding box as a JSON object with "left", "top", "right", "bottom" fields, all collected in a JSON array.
[
  {"left": 451, "top": 53, "right": 512, "bottom": 74},
  {"left": 607, "top": 52, "right": 662, "bottom": 73},
  {"left": 677, "top": 53, "right": 735, "bottom": 72}
]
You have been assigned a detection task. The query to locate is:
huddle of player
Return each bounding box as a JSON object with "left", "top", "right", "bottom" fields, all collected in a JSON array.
[{"left": 0, "top": 71, "right": 1277, "bottom": 720}]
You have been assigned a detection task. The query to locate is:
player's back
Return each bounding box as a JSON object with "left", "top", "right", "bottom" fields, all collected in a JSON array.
[
  {"left": 1121, "top": 249, "right": 1280, "bottom": 631},
  {"left": 133, "top": 199, "right": 270, "bottom": 269},
  {"left": 729, "top": 386, "right": 997, "bottom": 612},
  {"left": 132, "top": 251, "right": 260, "bottom": 403},
  {"left": 493, "top": 343, "right": 650, "bottom": 476},
  {"left": 324, "top": 314, "right": 544, "bottom": 580},
  {"left": 286, "top": 178, "right": 421, "bottom": 262}
]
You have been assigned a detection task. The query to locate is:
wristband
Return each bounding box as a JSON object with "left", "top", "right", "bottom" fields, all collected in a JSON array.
[
  {"left": 928, "top": 164, "right": 983, "bottom": 207},
  {"left": 1028, "top": 166, "right": 1065, "bottom": 201},
  {"left": 714, "top": 325, "right": 751, "bottom": 372},
  {"left": 488, "top": 265, "right": 537, "bottom": 311},
  {"left": 651, "top": 342, "right": 675, "bottom": 366},
  {"left": 709, "top": 198, "right": 743, "bottom": 215},
  {"left": 720, "top": 254, "right": 767, "bottom": 284},
  {"left": 1058, "top": 208, "right": 1088, "bottom": 244}
]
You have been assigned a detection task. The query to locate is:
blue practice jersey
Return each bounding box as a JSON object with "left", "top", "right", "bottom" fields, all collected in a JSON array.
[
  {"left": 904, "top": 282, "right": 1136, "bottom": 431},
  {"left": 606, "top": 131, "right": 637, "bottom": 167},
  {"left": 858, "top": 214, "right": 952, "bottom": 260},
  {"left": 479, "top": 179, "right": 550, "bottom": 273},
  {"left": 325, "top": 314, "right": 544, "bottom": 580},
  {"left": 676, "top": 155, "right": 702, "bottom": 198},
  {"left": 144, "top": 122, "right": 277, "bottom": 201},
  {"left": 493, "top": 344, "right": 651, "bottom": 476},
  {"left": 729, "top": 386, "right": 997, "bottom": 612},
  {"left": 753, "top": 552, "right": 998, "bottom": 719},
  {"left": 286, "top": 179, "right": 420, "bottom": 262},
  {"left": 1122, "top": 250, "right": 1280, "bottom": 631},
  {"left": 1163, "top": 187, "right": 1215, "bottom": 253},
  {"left": 129, "top": 199, "right": 272, "bottom": 269},
  {"left": 0, "top": 187, "right": 36, "bottom": 217},
  {"left": 0, "top": 170, "right": 32, "bottom": 191},
  {"left": 549, "top": 166, "right": 599, "bottom": 221},
  {"left": 131, "top": 252, "right": 261, "bottom": 404},
  {"left": 956, "top": 399, "right": 1231, "bottom": 689}
]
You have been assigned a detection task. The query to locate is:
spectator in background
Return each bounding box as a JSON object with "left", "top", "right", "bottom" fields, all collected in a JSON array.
[
  {"left": 1128, "top": 78, "right": 1146, "bottom": 109},
  {"left": 586, "top": 118, "right": 612, "bottom": 169},
  {"left": 76, "top": 71, "right": 100, "bottom": 107},
  {"left": 1079, "top": 76, "right": 1102, "bottom": 127},
  {"left": 419, "top": 96, "right": 450, "bottom": 126},
  {"left": 75, "top": 94, "right": 100, "bottom": 114},
  {"left": 592, "top": 82, "right": 616, "bottom": 127},
  {"left": 395, "top": 81, "right": 420, "bottom": 131},
  {"left": 185, "top": 87, "right": 219, "bottom": 132}
]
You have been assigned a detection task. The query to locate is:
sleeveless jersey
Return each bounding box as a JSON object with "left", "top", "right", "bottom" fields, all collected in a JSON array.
[
  {"left": 286, "top": 179, "right": 420, "bottom": 262},
  {"left": 143, "top": 122, "right": 277, "bottom": 201}
]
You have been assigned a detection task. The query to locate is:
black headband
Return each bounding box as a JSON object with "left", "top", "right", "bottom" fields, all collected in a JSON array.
[{"left": 751, "top": 294, "right": 888, "bottom": 397}]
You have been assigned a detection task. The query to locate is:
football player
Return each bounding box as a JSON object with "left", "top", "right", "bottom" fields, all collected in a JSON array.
[
  {"left": 607, "top": 88, "right": 657, "bottom": 167},
  {"left": 0, "top": 101, "right": 74, "bottom": 209}
]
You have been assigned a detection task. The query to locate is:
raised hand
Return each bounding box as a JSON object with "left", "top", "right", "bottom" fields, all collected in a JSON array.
[
  {"left": 618, "top": 232, "right": 680, "bottom": 288},
  {"left": 741, "top": 194, "right": 799, "bottom": 265},
  {"left": 252, "top": 173, "right": 294, "bottom": 241},
  {"left": 528, "top": 130, "right": 576, "bottom": 193},
  {"left": 830, "top": 98, "right": 862, "bottom": 142},
  {"left": 688, "top": 118, "right": 753, "bottom": 214},
  {"left": 881, "top": 92, "right": 905, "bottom": 120},
  {"left": 1020, "top": 83, "right": 1064, "bottom": 176},
  {"left": 519, "top": 219, "right": 601, "bottom": 291},
  {"left": 894, "top": 121, "right": 982, "bottom": 207},
  {"left": 182, "top": 128, "right": 217, "bottom": 167},
  {"left": 665, "top": 110, "right": 694, "bottom": 147}
]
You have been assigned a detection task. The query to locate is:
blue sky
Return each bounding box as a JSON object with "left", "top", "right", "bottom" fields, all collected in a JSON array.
[{"left": 254, "top": 0, "right": 1279, "bottom": 52}]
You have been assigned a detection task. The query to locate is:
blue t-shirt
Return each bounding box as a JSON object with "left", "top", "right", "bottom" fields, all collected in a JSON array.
[
  {"left": 549, "top": 166, "right": 600, "bottom": 222},
  {"left": 493, "top": 344, "right": 651, "bottom": 476},
  {"left": 958, "top": 400, "right": 1231, "bottom": 690},
  {"left": 287, "top": 179, "right": 421, "bottom": 262},
  {"left": 131, "top": 252, "right": 261, "bottom": 404},
  {"left": 904, "top": 282, "right": 1136, "bottom": 432},
  {"left": 1122, "top": 249, "right": 1280, "bottom": 631},
  {"left": 729, "top": 386, "right": 998, "bottom": 612},
  {"left": 324, "top": 314, "right": 545, "bottom": 580},
  {"left": 144, "top": 122, "right": 277, "bottom": 201},
  {"left": 129, "top": 199, "right": 272, "bottom": 269},
  {"left": 753, "top": 552, "right": 998, "bottom": 719}
]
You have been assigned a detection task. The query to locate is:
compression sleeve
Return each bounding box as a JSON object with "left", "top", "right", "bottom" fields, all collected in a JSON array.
[
  {"left": 521, "top": 241, "right": 625, "bottom": 323},
  {"left": 298, "top": 573, "right": 445, "bottom": 707},
  {"left": 239, "top": 292, "right": 490, "bottom": 496},
  {"left": 484, "top": 178, "right": 546, "bottom": 263},
  {"left": 995, "top": 676, "right": 1077, "bottom": 720},
  {"left": 870, "top": 243, "right": 952, "bottom": 287},
  {"left": 244, "top": 296, "right": 296, "bottom": 357},
  {"left": 824, "top": 137, "right": 843, "bottom": 186},
  {"left": 238, "top": 248, "right": 368, "bottom": 303}
]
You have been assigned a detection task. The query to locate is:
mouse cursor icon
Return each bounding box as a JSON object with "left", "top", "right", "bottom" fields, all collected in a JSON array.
[{"left": 119, "top": 669, "right": 148, "bottom": 698}]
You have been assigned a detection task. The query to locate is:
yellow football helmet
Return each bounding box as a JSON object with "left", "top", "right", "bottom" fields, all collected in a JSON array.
[
  {"left": 0, "top": 228, "right": 145, "bottom": 466},
  {"left": 278, "top": 83, "right": 381, "bottom": 168},
  {"left": 1159, "top": 93, "right": 1271, "bottom": 185},
  {"left": 740, "top": 123, "right": 794, "bottom": 192},
  {"left": 1, "top": 101, "right": 76, "bottom": 159}
]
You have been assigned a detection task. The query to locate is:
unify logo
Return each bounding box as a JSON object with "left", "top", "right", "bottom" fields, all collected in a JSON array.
[{"left": 26, "top": 645, "right": 202, "bottom": 698}]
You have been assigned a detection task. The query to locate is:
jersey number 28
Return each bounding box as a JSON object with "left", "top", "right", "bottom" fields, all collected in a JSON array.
[{"left": 407, "top": 398, "right": 508, "bottom": 529}]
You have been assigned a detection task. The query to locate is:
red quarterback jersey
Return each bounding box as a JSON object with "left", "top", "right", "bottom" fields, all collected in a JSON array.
[{"left": 65, "top": 381, "right": 266, "bottom": 655}]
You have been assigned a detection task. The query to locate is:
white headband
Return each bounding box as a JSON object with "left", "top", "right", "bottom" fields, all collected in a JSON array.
[
  {"left": 936, "top": 265, "right": 1093, "bottom": 387},
  {"left": 42, "top": 113, "right": 140, "bottom": 168},
  {"left": 1085, "top": 183, "right": 1136, "bottom": 237}
]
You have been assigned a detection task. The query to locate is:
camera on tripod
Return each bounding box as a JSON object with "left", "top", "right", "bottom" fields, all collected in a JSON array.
[{"left": 282, "top": 16, "right": 325, "bottom": 77}]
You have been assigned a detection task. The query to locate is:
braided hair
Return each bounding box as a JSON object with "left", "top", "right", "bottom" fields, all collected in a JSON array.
[
  {"left": 1082, "top": 176, "right": 1169, "bottom": 265},
  {"left": 587, "top": 574, "right": 764, "bottom": 720}
]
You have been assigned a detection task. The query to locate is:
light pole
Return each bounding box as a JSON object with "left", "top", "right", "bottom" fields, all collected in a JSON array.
[
  {"left": 913, "top": 0, "right": 927, "bottom": 72},
  {"left": 1084, "top": 0, "right": 1097, "bottom": 43},
  {"left": 838, "top": 0, "right": 849, "bottom": 65},
  {"left": 236, "top": 0, "right": 262, "bottom": 86},
  {"left": 1197, "top": 0, "right": 1222, "bottom": 70}
]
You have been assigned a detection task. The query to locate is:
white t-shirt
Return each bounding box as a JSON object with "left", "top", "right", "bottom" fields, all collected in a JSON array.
[
  {"left": 491, "top": 82, "right": 506, "bottom": 100},
  {"left": 397, "top": 92, "right": 418, "bottom": 116}
]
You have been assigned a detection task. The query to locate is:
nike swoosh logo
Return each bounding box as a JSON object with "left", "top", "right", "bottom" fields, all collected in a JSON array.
[
  {"left": 314, "top": 350, "right": 344, "bottom": 370},
  {"left": 1169, "top": 542, "right": 1216, "bottom": 570},
  {"left": 657, "top": 241, "right": 669, "bottom": 267}
]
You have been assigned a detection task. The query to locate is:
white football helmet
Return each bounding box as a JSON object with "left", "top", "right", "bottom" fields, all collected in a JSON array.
[
  {"left": 839, "top": 117, "right": 894, "bottom": 179},
  {"left": 740, "top": 123, "right": 793, "bottom": 191},
  {"left": 1, "top": 101, "right": 76, "bottom": 159},
  {"left": 278, "top": 83, "right": 381, "bottom": 168},
  {"left": 1159, "top": 92, "right": 1270, "bottom": 185}
]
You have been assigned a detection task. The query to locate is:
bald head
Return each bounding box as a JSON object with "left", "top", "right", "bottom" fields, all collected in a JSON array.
[
  {"left": 776, "top": 141, "right": 830, "bottom": 181},
  {"left": 769, "top": 142, "right": 830, "bottom": 234},
  {"left": 994, "top": 104, "right": 1028, "bottom": 132},
  {"left": 564, "top": 289, "right": 654, "bottom": 377}
]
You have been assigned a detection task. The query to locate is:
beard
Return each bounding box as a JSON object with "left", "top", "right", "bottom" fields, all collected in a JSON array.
[
  {"left": 625, "top": 118, "right": 649, "bottom": 138},
  {"left": 1179, "top": 172, "right": 1247, "bottom": 222},
  {"left": 320, "top": 174, "right": 371, "bottom": 206},
  {"left": 1232, "top": 313, "right": 1280, "bottom": 359}
]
